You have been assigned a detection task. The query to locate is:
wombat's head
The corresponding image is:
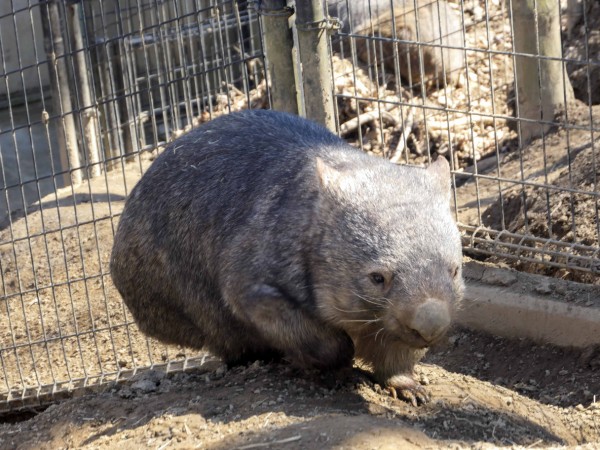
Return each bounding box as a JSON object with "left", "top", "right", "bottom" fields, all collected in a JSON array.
[{"left": 314, "top": 154, "right": 464, "bottom": 349}]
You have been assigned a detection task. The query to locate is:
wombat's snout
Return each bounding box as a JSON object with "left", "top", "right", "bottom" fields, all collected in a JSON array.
[{"left": 407, "top": 299, "right": 451, "bottom": 345}]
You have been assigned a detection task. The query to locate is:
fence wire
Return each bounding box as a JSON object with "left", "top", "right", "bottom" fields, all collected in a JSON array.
[
  {"left": 329, "top": 0, "right": 599, "bottom": 281},
  {"left": 0, "top": 0, "right": 599, "bottom": 413},
  {"left": 0, "top": 0, "right": 266, "bottom": 412}
]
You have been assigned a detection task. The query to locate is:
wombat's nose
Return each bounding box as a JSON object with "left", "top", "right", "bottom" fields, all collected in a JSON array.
[{"left": 408, "top": 299, "right": 451, "bottom": 344}]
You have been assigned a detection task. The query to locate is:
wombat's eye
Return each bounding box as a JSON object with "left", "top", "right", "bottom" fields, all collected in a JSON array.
[
  {"left": 452, "top": 266, "right": 460, "bottom": 279},
  {"left": 369, "top": 272, "right": 386, "bottom": 285}
]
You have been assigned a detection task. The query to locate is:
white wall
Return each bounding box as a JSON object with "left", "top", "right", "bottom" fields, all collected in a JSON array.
[{"left": 0, "top": 0, "right": 50, "bottom": 98}]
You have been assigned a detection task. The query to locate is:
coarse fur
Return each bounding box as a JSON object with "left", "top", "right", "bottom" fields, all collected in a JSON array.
[
  {"left": 328, "top": 0, "right": 465, "bottom": 86},
  {"left": 110, "top": 109, "right": 464, "bottom": 404}
]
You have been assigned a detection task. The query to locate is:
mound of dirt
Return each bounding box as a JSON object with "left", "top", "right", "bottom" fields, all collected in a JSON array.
[{"left": 482, "top": 149, "right": 598, "bottom": 247}]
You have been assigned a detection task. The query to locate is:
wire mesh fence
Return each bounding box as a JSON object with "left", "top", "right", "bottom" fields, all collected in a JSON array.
[
  {"left": 0, "top": 0, "right": 598, "bottom": 413},
  {"left": 328, "top": 0, "right": 600, "bottom": 280},
  {"left": 0, "top": 0, "right": 267, "bottom": 412}
]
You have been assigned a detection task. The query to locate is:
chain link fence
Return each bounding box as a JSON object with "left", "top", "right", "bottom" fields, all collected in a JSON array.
[{"left": 0, "top": 0, "right": 598, "bottom": 412}]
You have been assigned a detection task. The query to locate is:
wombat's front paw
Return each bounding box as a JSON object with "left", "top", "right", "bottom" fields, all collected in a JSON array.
[{"left": 385, "top": 374, "right": 430, "bottom": 406}]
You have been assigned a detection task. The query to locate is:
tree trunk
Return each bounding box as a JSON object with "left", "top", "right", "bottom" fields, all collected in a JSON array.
[{"left": 511, "top": 0, "right": 574, "bottom": 143}]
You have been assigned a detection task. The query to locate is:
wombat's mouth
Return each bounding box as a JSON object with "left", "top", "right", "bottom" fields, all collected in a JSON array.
[{"left": 389, "top": 326, "right": 441, "bottom": 349}]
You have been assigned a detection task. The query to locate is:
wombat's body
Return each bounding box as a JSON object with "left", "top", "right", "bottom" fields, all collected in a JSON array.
[
  {"left": 110, "top": 110, "right": 464, "bottom": 404},
  {"left": 328, "top": 0, "right": 465, "bottom": 86}
]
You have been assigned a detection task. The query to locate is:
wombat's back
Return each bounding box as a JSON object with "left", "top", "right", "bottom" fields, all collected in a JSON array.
[
  {"left": 109, "top": 110, "right": 357, "bottom": 362},
  {"left": 118, "top": 110, "right": 353, "bottom": 265}
]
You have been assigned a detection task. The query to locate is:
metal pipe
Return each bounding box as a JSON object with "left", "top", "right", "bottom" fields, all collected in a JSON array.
[
  {"left": 71, "top": 2, "right": 102, "bottom": 178},
  {"left": 42, "top": 0, "right": 82, "bottom": 186}
]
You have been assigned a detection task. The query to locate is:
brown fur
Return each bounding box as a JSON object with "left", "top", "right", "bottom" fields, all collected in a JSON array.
[{"left": 353, "top": 1, "right": 465, "bottom": 86}]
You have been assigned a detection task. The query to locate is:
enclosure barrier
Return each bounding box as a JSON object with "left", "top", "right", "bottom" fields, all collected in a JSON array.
[{"left": 0, "top": 0, "right": 598, "bottom": 413}]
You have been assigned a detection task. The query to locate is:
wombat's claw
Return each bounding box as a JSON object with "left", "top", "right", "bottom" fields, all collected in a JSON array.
[
  {"left": 388, "top": 385, "right": 429, "bottom": 406},
  {"left": 385, "top": 375, "right": 430, "bottom": 406}
]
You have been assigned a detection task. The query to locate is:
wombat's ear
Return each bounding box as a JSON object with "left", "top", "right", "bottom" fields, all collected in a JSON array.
[
  {"left": 427, "top": 157, "right": 451, "bottom": 198},
  {"left": 316, "top": 157, "right": 343, "bottom": 191}
]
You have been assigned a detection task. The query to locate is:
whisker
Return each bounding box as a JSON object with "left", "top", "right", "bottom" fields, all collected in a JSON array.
[
  {"left": 363, "top": 327, "right": 382, "bottom": 340},
  {"left": 339, "top": 318, "right": 381, "bottom": 324},
  {"left": 350, "top": 291, "right": 388, "bottom": 308},
  {"left": 379, "top": 296, "right": 394, "bottom": 307},
  {"left": 305, "top": 283, "right": 393, "bottom": 311},
  {"left": 330, "top": 305, "right": 371, "bottom": 314}
]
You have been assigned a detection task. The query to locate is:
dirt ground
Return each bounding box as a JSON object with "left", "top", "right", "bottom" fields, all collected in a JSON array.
[
  {"left": 1, "top": 0, "right": 599, "bottom": 448},
  {"left": 457, "top": 101, "right": 600, "bottom": 284},
  {"left": 1, "top": 326, "right": 599, "bottom": 449}
]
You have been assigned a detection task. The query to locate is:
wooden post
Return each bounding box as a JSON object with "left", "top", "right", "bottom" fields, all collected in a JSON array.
[
  {"left": 511, "top": 0, "right": 574, "bottom": 143},
  {"left": 294, "top": 0, "right": 337, "bottom": 131},
  {"left": 260, "top": 0, "right": 298, "bottom": 114}
]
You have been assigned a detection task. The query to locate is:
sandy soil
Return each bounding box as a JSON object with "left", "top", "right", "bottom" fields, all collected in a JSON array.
[{"left": 1, "top": 327, "right": 599, "bottom": 449}]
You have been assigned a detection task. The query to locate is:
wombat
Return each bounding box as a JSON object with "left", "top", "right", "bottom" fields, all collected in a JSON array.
[
  {"left": 110, "top": 110, "right": 464, "bottom": 405},
  {"left": 328, "top": 0, "right": 465, "bottom": 86}
]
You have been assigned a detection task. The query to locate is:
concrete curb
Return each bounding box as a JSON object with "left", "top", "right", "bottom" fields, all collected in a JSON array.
[{"left": 458, "top": 260, "right": 600, "bottom": 348}]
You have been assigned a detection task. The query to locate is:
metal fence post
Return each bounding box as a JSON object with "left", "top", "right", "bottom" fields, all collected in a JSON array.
[
  {"left": 71, "top": 1, "right": 102, "bottom": 178},
  {"left": 259, "top": 0, "right": 298, "bottom": 114},
  {"left": 42, "top": 0, "right": 83, "bottom": 186},
  {"left": 294, "top": 0, "right": 337, "bottom": 131}
]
